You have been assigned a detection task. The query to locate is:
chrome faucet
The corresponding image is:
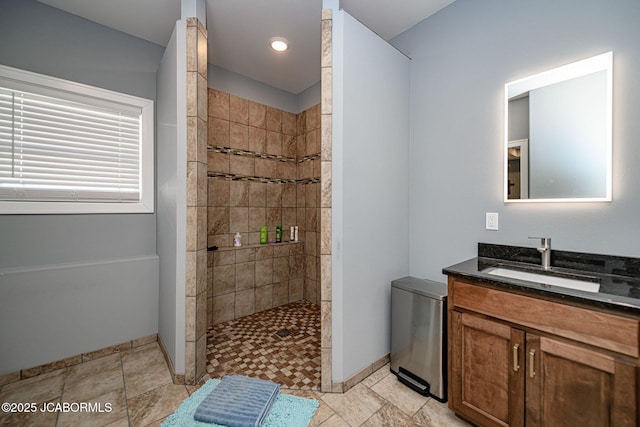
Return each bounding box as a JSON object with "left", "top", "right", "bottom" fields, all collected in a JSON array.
[{"left": 529, "top": 237, "right": 551, "bottom": 270}]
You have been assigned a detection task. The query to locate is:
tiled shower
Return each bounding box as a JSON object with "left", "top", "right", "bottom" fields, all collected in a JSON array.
[{"left": 206, "top": 89, "right": 321, "bottom": 326}]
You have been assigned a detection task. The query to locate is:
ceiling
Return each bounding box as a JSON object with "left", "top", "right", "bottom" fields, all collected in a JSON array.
[{"left": 37, "top": 0, "right": 455, "bottom": 94}]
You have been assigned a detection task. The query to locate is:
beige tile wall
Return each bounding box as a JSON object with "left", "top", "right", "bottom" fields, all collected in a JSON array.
[
  {"left": 206, "top": 89, "right": 321, "bottom": 325},
  {"left": 208, "top": 242, "right": 305, "bottom": 325},
  {"left": 320, "top": 8, "right": 333, "bottom": 393},
  {"left": 185, "top": 18, "right": 208, "bottom": 385}
]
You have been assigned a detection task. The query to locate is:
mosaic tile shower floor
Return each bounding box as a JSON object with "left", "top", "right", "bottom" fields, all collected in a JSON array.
[{"left": 206, "top": 300, "right": 321, "bottom": 390}]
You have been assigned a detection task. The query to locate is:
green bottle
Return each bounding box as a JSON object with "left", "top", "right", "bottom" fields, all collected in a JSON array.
[
  {"left": 260, "top": 226, "right": 268, "bottom": 244},
  {"left": 276, "top": 226, "right": 282, "bottom": 243}
]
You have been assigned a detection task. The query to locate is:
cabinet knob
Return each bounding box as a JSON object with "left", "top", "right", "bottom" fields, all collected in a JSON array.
[{"left": 513, "top": 343, "right": 520, "bottom": 372}]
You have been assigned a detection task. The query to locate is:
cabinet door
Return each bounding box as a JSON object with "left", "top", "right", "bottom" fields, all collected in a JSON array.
[
  {"left": 526, "top": 335, "right": 637, "bottom": 427},
  {"left": 450, "top": 310, "right": 525, "bottom": 427}
]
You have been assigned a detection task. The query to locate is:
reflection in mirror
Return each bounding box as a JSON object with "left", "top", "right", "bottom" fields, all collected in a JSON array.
[{"left": 504, "top": 52, "right": 612, "bottom": 202}]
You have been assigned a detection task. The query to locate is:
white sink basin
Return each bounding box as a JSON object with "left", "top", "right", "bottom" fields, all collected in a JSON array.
[{"left": 484, "top": 267, "right": 600, "bottom": 293}]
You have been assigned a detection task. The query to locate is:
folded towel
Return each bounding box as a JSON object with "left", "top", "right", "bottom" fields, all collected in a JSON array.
[{"left": 193, "top": 376, "right": 280, "bottom": 427}]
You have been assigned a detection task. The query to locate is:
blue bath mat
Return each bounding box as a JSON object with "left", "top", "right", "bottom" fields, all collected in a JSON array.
[
  {"left": 194, "top": 375, "right": 279, "bottom": 426},
  {"left": 161, "top": 378, "right": 319, "bottom": 427}
]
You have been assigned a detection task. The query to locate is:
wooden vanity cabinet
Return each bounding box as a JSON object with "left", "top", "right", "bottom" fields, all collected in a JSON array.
[{"left": 448, "top": 277, "right": 638, "bottom": 427}]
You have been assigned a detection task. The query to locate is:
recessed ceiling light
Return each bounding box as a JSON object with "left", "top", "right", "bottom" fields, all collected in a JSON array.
[{"left": 269, "top": 37, "right": 290, "bottom": 52}]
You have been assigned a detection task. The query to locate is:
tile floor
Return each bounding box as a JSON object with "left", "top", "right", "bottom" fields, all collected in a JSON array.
[
  {"left": 0, "top": 342, "right": 188, "bottom": 427},
  {"left": 0, "top": 300, "right": 469, "bottom": 426},
  {"left": 0, "top": 342, "right": 469, "bottom": 426},
  {"left": 206, "top": 301, "right": 321, "bottom": 389}
]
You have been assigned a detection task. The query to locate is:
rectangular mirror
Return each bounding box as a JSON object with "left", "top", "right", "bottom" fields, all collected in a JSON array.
[{"left": 504, "top": 52, "right": 612, "bottom": 202}]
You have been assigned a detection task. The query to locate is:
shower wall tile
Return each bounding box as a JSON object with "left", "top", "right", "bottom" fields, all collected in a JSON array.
[
  {"left": 266, "top": 208, "right": 282, "bottom": 230},
  {"left": 196, "top": 291, "right": 207, "bottom": 339},
  {"left": 273, "top": 281, "right": 289, "bottom": 307},
  {"left": 248, "top": 127, "right": 266, "bottom": 152},
  {"left": 265, "top": 107, "right": 282, "bottom": 132},
  {"left": 186, "top": 72, "right": 198, "bottom": 118},
  {"left": 186, "top": 207, "right": 197, "bottom": 252},
  {"left": 282, "top": 111, "right": 296, "bottom": 135},
  {"left": 273, "top": 244, "right": 289, "bottom": 258},
  {"left": 296, "top": 110, "right": 306, "bottom": 135},
  {"left": 255, "top": 259, "right": 273, "bottom": 286},
  {"left": 289, "top": 278, "right": 304, "bottom": 302},
  {"left": 229, "top": 207, "right": 248, "bottom": 234},
  {"left": 255, "top": 285, "right": 273, "bottom": 312},
  {"left": 213, "top": 293, "right": 235, "bottom": 325},
  {"left": 197, "top": 207, "right": 208, "bottom": 250},
  {"left": 296, "top": 186, "right": 306, "bottom": 208},
  {"left": 282, "top": 185, "right": 297, "bottom": 208},
  {"left": 229, "top": 123, "right": 248, "bottom": 150},
  {"left": 248, "top": 207, "right": 266, "bottom": 231},
  {"left": 229, "top": 156, "right": 254, "bottom": 176},
  {"left": 208, "top": 179, "right": 230, "bottom": 206},
  {"left": 273, "top": 257, "right": 289, "bottom": 283},
  {"left": 208, "top": 242, "right": 305, "bottom": 325},
  {"left": 289, "top": 255, "right": 305, "bottom": 279},
  {"left": 235, "top": 248, "right": 255, "bottom": 263},
  {"left": 213, "top": 264, "right": 235, "bottom": 296},
  {"left": 283, "top": 135, "right": 297, "bottom": 158},
  {"left": 207, "top": 151, "right": 229, "bottom": 173},
  {"left": 186, "top": 162, "right": 197, "bottom": 207},
  {"left": 210, "top": 117, "right": 229, "bottom": 146},
  {"left": 208, "top": 207, "right": 229, "bottom": 235},
  {"left": 320, "top": 7, "right": 332, "bottom": 392},
  {"left": 186, "top": 19, "right": 208, "bottom": 384},
  {"left": 229, "top": 181, "right": 249, "bottom": 207},
  {"left": 235, "top": 262, "right": 255, "bottom": 291},
  {"left": 229, "top": 95, "right": 249, "bottom": 124},
  {"left": 185, "top": 251, "right": 197, "bottom": 297},
  {"left": 249, "top": 182, "right": 266, "bottom": 207},
  {"left": 207, "top": 88, "right": 321, "bottom": 331},
  {"left": 198, "top": 75, "right": 207, "bottom": 121},
  {"left": 278, "top": 162, "right": 297, "bottom": 181},
  {"left": 209, "top": 90, "right": 229, "bottom": 121},
  {"left": 283, "top": 208, "right": 297, "bottom": 230},
  {"left": 266, "top": 184, "right": 283, "bottom": 207},
  {"left": 197, "top": 249, "right": 207, "bottom": 295},
  {"left": 187, "top": 117, "right": 197, "bottom": 161},
  {"left": 196, "top": 333, "right": 207, "bottom": 380},
  {"left": 255, "top": 246, "right": 273, "bottom": 260},
  {"left": 255, "top": 158, "right": 276, "bottom": 178},
  {"left": 266, "top": 131, "right": 282, "bottom": 155},
  {"left": 248, "top": 101, "right": 266, "bottom": 128},
  {"left": 213, "top": 250, "right": 235, "bottom": 266},
  {"left": 185, "top": 296, "right": 196, "bottom": 342},
  {"left": 235, "top": 289, "right": 255, "bottom": 318}
]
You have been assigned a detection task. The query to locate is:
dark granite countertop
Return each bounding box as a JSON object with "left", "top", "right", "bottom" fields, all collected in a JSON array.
[{"left": 442, "top": 243, "right": 640, "bottom": 315}]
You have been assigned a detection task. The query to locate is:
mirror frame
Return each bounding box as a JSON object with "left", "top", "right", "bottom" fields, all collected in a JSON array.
[{"left": 503, "top": 51, "right": 613, "bottom": 203}]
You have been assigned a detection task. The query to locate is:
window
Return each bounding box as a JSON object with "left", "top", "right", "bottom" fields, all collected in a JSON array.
[{"left": 0, "top": 65, "right": 154, "bottom": 214}]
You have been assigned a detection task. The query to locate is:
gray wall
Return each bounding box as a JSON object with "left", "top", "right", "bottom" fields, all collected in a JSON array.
[
  {"left": 391, "top": 0, "right": 640, "bottom": 282},
  {"left": 208, "top": 65, "right": 321, "bottom": 114},
  {"left": 156, "top": 21, "right": 187, "bottom": 375},
  {"left": 0, "top": 0, "right": 163, "bottom": 374},
  {"left": 332, "top": 10, "right": 410, "bottom": 381}
]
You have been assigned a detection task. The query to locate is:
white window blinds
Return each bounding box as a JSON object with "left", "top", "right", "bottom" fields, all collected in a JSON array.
[
  {"left": 0, "top": 65, "right": 154, "bottom": 214},
  {"left": 0, "top": 87, "right": 141, "bottom": 202}
]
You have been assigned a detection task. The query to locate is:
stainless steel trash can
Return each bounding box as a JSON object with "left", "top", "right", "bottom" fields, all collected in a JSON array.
[{"left": 390, "top": 276, "right": 447, "bottom": 402}]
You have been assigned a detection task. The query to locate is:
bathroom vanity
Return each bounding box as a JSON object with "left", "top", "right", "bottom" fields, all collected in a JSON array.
[{"left": 443, "top": 243, "right": 640, "bottom": 426}]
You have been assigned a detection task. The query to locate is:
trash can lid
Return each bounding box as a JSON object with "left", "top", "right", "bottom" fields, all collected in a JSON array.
[{"left": 391, "top": 276, "right": 447, "bottom": 300}]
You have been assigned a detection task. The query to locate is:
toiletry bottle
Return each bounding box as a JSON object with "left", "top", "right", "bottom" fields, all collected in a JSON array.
[
  {"left": 290, "top": 226, "right": 294, "bottom": 242},
  {"left": 234, "top": 232, "right": 242, "bottom": 247},
  {"left": 260, "top": 226, "right": 268, "bottom": 244},
  {"left": 276, "top": 226, "right": 282, "bottom": 243},
  {"left": 294, "top": 226, "right": 299, "bottom": 242}
]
